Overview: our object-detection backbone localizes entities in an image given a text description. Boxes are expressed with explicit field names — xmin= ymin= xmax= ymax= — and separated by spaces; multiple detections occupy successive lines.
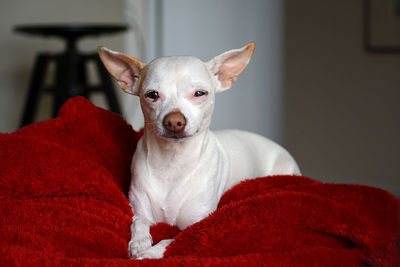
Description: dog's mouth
xmin=160 ymin=128 xmax=200 ymax=141
xmin=161 ymin=131 xmax=190 ymax=140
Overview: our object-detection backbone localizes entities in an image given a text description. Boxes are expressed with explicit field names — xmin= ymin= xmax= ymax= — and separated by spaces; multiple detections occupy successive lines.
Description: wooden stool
xmin=15 ymin=24 xmax=128 ymax=127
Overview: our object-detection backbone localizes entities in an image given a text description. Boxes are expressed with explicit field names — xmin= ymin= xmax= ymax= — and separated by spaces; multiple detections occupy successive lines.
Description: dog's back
xmin=213 ymin=129 xmax=300 ymax=192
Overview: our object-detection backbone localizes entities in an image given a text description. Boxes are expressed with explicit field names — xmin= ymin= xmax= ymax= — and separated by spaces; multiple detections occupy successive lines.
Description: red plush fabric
xmin=0 ymin=97 xmax=398 ymax=266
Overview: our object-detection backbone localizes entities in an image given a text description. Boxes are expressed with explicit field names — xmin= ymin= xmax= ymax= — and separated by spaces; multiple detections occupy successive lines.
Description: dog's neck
xmin=141 ymin=127 xmax=212 ymax=170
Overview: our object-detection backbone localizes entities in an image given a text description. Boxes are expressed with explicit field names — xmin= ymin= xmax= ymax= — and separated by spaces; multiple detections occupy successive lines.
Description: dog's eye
xmin=145 ymin=90 xmax=159 ymax=101
xmin=194 ymin=91 xmax=207 ymax=97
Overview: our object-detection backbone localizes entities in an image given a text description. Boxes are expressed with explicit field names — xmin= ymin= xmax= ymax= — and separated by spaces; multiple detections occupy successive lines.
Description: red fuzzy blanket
xmin=0 ymin=97 xmax=398 ymax=266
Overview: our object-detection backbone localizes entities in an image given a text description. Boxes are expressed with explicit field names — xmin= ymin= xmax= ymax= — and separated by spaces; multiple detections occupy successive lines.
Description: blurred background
xmin=0 ymin=0 xmax=399 ymax=196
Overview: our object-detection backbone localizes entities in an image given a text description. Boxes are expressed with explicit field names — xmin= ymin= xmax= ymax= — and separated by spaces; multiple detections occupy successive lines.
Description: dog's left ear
xmin=98 ymin=46 xmax=143 ymax=95
xmin=208 ymin=42 xmax=255 ymax=93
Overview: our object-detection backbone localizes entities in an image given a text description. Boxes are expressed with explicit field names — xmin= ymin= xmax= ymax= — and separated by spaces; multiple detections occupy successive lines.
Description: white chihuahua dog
xmin=98 ymin=42 xmax=300 ymax=259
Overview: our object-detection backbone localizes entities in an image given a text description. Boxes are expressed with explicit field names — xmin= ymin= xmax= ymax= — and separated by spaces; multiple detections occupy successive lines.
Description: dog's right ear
xmin=98 ymin=47 xmax=143 ymax=95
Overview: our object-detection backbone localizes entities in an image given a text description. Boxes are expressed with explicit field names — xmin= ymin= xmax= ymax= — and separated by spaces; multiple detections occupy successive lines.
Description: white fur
xmin=98 ymin=43 xmax=300 ymax=259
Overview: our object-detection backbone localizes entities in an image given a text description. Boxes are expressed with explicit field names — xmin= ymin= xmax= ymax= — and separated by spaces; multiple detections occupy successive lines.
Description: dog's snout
xmin=163 ymin=111 xmax=186 ymax=133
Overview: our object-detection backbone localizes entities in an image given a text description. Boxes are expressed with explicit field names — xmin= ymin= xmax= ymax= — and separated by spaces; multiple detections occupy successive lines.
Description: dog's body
xmin=98 ymin=43 xmax=300 ymax=259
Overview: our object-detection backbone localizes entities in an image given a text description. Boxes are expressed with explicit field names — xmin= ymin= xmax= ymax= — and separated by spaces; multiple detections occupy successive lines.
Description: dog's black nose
xmin=163 ymin=111 xmax=186 ymax=134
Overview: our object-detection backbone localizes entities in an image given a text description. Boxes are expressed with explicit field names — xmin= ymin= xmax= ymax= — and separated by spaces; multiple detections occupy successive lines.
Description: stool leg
xmin=95 ymin=57 xmax=122 ymax=115
xmin=53 ymin=53 xmax=88 ymax=117
xmin=53 ymin=54 xmax=68 ymax=117
xmin=20 ymin=54 xmax=49 ymax=127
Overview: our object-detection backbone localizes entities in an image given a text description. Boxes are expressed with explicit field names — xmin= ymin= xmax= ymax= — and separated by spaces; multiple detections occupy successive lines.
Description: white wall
xmin=1 ymin=0 xmax=285 ymax=142
xmin=284 ymin=0 xmax=400 ymax=196
xmin=0 ymin=0 xmax=126 ymax=132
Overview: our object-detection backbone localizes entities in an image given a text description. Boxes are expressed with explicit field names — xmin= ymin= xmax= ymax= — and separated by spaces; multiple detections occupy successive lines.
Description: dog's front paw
xmin=136 ymin=239 xmax=173 ymax=259
xmin=128 ymin=234 xmax=152 ymax=259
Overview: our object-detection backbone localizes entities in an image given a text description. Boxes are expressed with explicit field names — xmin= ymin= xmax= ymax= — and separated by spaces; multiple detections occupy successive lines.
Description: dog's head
xmin=98 ymin=42 xmax=255 ymax=140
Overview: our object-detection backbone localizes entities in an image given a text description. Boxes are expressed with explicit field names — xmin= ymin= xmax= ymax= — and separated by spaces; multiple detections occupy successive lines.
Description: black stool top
xmin=14 ymin=24 xmax=128 ymax=41
xmin=15 ymin=23 xmax=126 ymax=126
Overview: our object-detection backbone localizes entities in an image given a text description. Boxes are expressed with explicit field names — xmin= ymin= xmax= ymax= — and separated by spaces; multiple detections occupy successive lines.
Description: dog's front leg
xmin=128 ymin=216 xmax=152 ymax=259
xmin=136 ymin=239 xmax=173 ymax=259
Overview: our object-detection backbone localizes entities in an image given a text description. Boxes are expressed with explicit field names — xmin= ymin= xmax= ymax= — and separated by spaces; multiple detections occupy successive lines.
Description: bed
xmin=0 ymin=97 xmax=398 ymax=266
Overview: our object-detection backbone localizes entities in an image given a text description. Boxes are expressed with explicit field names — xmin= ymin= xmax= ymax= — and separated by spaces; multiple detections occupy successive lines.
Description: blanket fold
xmin=0 ymin=97 xmax=398 ymax=266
